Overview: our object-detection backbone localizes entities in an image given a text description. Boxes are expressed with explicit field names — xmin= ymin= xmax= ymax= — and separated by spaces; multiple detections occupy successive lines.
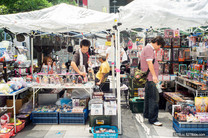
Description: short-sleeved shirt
xmin=121 ymin=48 xmax=128 ymax=62
xmin=140 ymin=44 xmax=159 ymax=81
xmin=96 ymin=61 xmax=110 ymax=81
xmin=72 ymin=49 xmax=88 ymax=71
xmin=106 ymin=47 xmax=116 ymax=62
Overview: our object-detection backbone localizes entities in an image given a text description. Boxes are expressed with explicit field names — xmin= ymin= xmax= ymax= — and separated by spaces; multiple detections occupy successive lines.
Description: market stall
xmin=0 ymin=3 xmax=121 ymax=137
xmin=117 ymin=0 xmax=208 ymax=135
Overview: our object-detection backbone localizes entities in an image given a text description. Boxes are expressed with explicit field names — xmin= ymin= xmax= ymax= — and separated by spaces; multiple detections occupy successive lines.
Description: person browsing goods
xmin=140 ymin=36 xmax=165 ymax=126
xmin=95 ymin=54 xmax=110 ymax=85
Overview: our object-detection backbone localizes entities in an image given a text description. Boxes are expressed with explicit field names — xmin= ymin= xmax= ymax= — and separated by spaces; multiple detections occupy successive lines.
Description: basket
xmin=7 ymin=120 xmax=25 ymax=133
xmin=91 ymin=125 xmax=118 ymax=138
xmin=0 ymin=126 xmax=15 ymax=138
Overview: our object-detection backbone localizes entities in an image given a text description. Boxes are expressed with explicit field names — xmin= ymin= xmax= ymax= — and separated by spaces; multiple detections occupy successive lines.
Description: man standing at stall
xmin=71 ymin=39 xmax=91 ymax=77
xmin=95 ymin=54 xmax=110 ymax=86
xmin=140 ymin=36 xmax=165 ymax=126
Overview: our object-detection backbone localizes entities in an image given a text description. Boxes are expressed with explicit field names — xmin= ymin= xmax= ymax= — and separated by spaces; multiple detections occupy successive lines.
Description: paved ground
xmin=14 ymin=107 xmax=141 ymax=138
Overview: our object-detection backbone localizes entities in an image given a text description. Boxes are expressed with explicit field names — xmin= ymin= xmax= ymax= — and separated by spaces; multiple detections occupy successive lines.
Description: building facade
xmin=87 ymin=0 xmax=133 ymax=13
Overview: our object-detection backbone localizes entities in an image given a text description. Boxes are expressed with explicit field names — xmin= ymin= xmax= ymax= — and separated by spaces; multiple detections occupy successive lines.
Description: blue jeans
xmin=143 ymin=81 xmax=159 ymax=124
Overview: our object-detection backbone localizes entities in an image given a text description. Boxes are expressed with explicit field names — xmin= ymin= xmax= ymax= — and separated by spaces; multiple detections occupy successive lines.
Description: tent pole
xmin=31 ymin=31 xmax=34 ymax=76
xmin=112 ymin=33 xmax=115 ymax=94
xmin=116 ymin=26 xmax=122 ymax=134
xmin=143 ymin=30 xmax=146 ymax=48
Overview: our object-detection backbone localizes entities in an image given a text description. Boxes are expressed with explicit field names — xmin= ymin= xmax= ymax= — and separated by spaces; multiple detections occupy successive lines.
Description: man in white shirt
xmin=106 ymin=46 xmax=116 ymax=66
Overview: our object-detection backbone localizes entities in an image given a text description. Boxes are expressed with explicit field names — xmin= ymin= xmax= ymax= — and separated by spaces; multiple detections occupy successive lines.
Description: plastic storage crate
xmin=59 ymin=109 xmax=88 ymax=124
xmin=89 ymin=115 xmax=112 ymax=127
xmin=0 ymin=126 xmax=15 ymax=138
xmin=173 ymin=118 xmax=208 ymax=128
xmin=173 ymin=118 xmax=208 ymax=136
xmin=129 ymin=99 xmax=144 ymax=113
xmin=91 ymin=125 xmax=118 ymax=138
xmin=7 ymin=120 xmax=25 ymax=133
xmin=31 ymin=112 xmax=58 ymax=124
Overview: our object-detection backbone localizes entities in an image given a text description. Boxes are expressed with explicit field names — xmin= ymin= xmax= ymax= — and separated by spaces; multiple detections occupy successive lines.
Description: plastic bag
xmin=1 ymin=113 xmax=11 ymax=125
xmin=0 ymin=84 xmax=13 ymax=94
xmin=19 ymin=80 xmax=27 ymax=87
xmin=56 ymin=98 xmax=72 ymax=107
xmin=71 ymin=89 xmax=90 ymax=99
xmin=7 ymin=81 xmax=19 ymax=90
xmin=3 ymin=51 xmax=13 ymax=61
xmin=19 ymin=97 xmax=33 ymax=114
xmin=16 ymin=53 xmax=27 ymax=62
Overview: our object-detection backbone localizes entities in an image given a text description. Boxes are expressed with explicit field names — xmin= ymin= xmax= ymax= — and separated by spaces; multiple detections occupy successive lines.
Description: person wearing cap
xmin=95 ymin=54 xmax=110 ymax=85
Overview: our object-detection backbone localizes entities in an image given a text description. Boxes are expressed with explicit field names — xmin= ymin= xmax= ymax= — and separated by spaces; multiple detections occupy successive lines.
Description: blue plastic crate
xmin=173 ymin=118 xmax=208 ymax=128
xmin=32 ymin=117 xmax=58 ymax=124
xmin=59 ymin=118 xmax=85 ymax=124
xmin=32 ymin=111 xmax=58 ymax=118
xmin=31 ymin=112 xmax=58 ymax=124
xmin=91 ymin=125 xmax=118 ymax=138
xmin=59 ymin=109 xmax=88 ymax=124
xmin=173 ymin=119 xmax=208 ymax=136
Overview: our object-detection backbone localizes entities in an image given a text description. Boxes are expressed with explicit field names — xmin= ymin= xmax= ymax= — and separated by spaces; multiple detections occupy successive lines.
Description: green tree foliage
xmin=0 ymin=0 xmax=52 ymax=14
xmin=0 ymin=5 xmax=9 ymax=15
xmin=0 ymin=0 xmax=77 ymax=15
xmin=48 ymin=0 xmax=77 ymax=5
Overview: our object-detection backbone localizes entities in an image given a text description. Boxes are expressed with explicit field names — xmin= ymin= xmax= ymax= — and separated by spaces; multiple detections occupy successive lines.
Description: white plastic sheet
xmin=118 ymin=0 xmax=208 ymax=30
xmin=0 ymin=3 xmax=117 ymax=33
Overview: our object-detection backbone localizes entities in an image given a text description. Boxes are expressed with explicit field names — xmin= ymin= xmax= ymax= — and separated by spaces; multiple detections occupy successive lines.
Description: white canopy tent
xmin=1 ymin=0 xmax=208 ymax=135
xmin=0 ymin=3 xmax=121 ymax=134
xmin=118 ymin=0 xmax=208 ymax=30
xmin=115 ymin=0 xmax=208 ymax=134
xmin=0 ymin=3 xmax=117 ymax=33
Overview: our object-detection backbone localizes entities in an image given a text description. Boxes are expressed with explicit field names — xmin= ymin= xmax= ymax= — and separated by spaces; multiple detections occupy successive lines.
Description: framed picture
xmin=195 ymin=97 xmax=208 ymax=112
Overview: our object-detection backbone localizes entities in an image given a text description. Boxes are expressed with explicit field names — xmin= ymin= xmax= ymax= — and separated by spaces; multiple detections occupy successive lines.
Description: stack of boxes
xmin=89 ymin=92 xmax=117 ymax=127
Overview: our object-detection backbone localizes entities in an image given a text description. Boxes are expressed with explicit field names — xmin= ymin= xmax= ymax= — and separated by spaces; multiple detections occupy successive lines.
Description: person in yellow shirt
xmin=95 ymin=55 xmax=110 ymax=85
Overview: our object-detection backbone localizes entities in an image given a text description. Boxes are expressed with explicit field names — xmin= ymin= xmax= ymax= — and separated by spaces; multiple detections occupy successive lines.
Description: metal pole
xmin=143 ymin=31 xmax=146 ymax=48
xmin=117 ymin=26 xmax=122 ymax=134
xmin=113 ymin=0 xmax=117 ymax=13
xmin=13 ymin=95 xmax=16 ymax=133
xmin=4 ymin=32 xmax=6 ymax=40
xmin=112 ymin=34 xmax=115 ymax=94
xmin=31 ymin=31 xmax=34 ymax=76
xmin=33 ymin=88 xmax=35 ymax=109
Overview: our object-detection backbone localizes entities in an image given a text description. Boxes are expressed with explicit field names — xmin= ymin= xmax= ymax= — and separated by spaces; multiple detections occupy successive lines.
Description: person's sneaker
xmin=153 ymin=121 xmax=163 ymax=126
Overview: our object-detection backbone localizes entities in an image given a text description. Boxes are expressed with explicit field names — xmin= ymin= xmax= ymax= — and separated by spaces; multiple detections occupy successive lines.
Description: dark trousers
xmin=95 ymin=77 xmax=100 ymax=84
xmin=143 ymin=81 xmax=159 ymax=124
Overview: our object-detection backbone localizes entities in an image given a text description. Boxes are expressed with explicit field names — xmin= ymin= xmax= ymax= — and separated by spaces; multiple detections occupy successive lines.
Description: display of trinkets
xmin=163 ymin=49 xmax=171 ymax=61
xmin=34 ymin=105 xmax=59 ymax=112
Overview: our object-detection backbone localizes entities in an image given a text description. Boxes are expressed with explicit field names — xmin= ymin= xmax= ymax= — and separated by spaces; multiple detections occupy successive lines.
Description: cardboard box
xmin=7 ymin=99 xmax=23 ymax=116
